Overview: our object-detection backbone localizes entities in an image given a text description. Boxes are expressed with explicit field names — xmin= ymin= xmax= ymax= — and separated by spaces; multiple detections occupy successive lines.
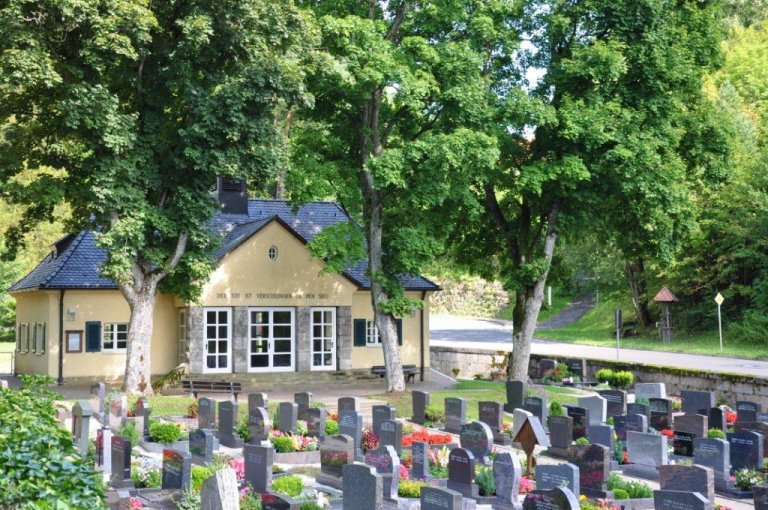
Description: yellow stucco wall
xmin=13 ymin=290 xmax=55 ymax=375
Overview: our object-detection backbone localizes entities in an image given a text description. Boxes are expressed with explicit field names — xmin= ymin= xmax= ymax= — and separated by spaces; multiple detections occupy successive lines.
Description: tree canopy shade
xmin=0 ymin=0 xmax=318 ymax=393
xmin=289 ymin=0 xmax=510 ymax=391
xmin=449 ymin=0 xmax=728 ymax=380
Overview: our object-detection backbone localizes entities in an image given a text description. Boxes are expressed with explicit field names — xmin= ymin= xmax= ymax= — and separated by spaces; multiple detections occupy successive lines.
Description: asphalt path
xmin=430 ymin=315 xmax=768 ymax=377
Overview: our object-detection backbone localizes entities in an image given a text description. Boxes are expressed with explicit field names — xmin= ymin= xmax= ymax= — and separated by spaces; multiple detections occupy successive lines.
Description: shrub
xmin=133 ymin=467 xmax=162 ymax=488
xmin=119 ymin=420 xmax=140 ymax=447
xmin=398 ymin=479 xmax=426 ymax=498
xmin=0 ymin=379 xmax=106 ymax=507
xmin=429 ymin=464 xmax=449 ymax=478
xmin=178 ymin=490 xmax=202 ymax=510
xmin=237 ymin=415 xmax=251 ymax=443
xmin=476 ymin=466 xmax=496 ymax=496
xmin=734 ymin=468 xmax=764 ymax=490
xmin=240 ymin=486 xmax=262 ymax=510
xmin=595 ymin=368 xmax=614 ymax=384
xmin=272 ymin=436 xmax=295 ymax=453
xmin=325 ymin=419 xmax=339 ymax=436
xmin=549 ymin=401 xmax=564 ymax=417
xmin=707 ymin=428 xmax=725 ymax=439
xmin=187 ymin=401 xmax=199 ymax=418
xmin=300 ymin=504 xmax=323 ymax=510
xmin=150 ymin=421 xmax=182 ymax=443
xmin=574 ymin=437 xmax=590 ymax=445
xmin=612 ymin=489 xmax=629 ymax=500
xmin=272 ymin=475 xmax=304 ymax=497
xmin=542 ymin=363 xmax=572 ymax=383
xmin=191 ymin=466 xmax=213 ymax=492
xmin=608 ymin=473 xmax=652 ymax=498
xmin=610 ymin=371 xmax=634 ymax=390
xmin=425 ymin=405 xmax=444 ymax=424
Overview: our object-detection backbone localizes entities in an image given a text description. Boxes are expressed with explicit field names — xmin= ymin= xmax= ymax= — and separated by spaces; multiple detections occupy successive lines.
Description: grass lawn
xmin=372 ymin=379 xmax=588 ymax=422
xmin=536 ymin=295 xmax=768 ymax=360
xmin=499 ymin=289 xmax=572 ymax=323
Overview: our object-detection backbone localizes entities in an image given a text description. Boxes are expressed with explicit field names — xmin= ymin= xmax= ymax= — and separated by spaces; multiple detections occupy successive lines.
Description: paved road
xmin=430 ymin=315 xmax=768 ymax=377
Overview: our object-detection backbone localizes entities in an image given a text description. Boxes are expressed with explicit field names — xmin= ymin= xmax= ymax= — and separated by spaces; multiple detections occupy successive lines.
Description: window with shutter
xmin=85 ymin=322 xmax=102 ymax=352
xmin=353 ymin=319 xmax=366 ymax=347
xmin=396 ymin=319 xmax=403 ymax=346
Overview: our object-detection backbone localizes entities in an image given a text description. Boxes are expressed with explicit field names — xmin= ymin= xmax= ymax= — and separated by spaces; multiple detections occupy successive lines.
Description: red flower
xmin=660 ymin=429 xmax=674 ymax=439
xmin=726 ymin=411 xmax=737 ymax=424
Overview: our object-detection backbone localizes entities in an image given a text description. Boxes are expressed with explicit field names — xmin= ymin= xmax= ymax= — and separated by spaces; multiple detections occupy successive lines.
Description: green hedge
xmin=0 ymin=376 xmax=106 ymax=508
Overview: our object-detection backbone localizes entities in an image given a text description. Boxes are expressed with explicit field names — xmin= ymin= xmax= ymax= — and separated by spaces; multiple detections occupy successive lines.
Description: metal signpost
xmin=715 ymin=292 xmax=725 ymax=352
xmin=615 ymin=308 xmax=622 ymax=360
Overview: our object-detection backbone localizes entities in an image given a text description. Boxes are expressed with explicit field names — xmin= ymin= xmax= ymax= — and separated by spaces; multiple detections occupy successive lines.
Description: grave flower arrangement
xmin=362 ymin=427 xmax=379 ymax=452
xmin=401 ymin=428 xmax=452 ymax=446
xmin=269 ymin=430 xmax=319 ymax=453
xmin=733 ymin=468 xmax=764 ymax=490
xmin=131 ymin=456 xmax=162 ymax=488
xmin=725 ymin=409 xmax=737 ymax=424
xmin=519 ymin=476 xmax=534 ymax=494
xmin=659 ymin=429 xmax=674 ymax=440
xmin=427 ymin=445 xmax=450 ymax=478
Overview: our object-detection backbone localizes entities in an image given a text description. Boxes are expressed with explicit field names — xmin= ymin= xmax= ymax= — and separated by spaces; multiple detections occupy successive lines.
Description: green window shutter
xmin=32 ymin=323 xmax=37 ymax=353
xmin=85 ymin=322 xmax=102 ymax=352
xmin=396 ymin=319 xmax=403 ymax=346
xmin=17 ymin=325 xmax=21 ymax=351
xmin=353 ymin=319 xmax=366 ymax=347
xmin=42 ymin=324 xmax=46 ymax=354
xmin=25 ymin=324 xmax=30 ymax=352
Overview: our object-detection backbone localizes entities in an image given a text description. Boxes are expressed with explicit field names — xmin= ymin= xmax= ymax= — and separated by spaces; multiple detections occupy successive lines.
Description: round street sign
xmin=715 ymin=293 xmax=725 ymax=306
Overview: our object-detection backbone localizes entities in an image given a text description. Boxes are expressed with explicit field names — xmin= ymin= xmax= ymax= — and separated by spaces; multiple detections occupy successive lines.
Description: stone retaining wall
xmin=431 ymin=345 xmax=768 ymax=407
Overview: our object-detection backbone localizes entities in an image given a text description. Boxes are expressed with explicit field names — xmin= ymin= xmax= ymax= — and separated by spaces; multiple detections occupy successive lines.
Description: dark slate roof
xmin=9 ymin=199 xmax=439 ymax=292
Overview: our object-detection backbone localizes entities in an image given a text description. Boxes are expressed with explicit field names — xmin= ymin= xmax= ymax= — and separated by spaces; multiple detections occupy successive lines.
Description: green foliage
xmin=612 ymin=489 xmax=629 ymax=500
xmin=596 ymin=369 xmax=614 ymax=384
xmin=132 ymin=467 xmax=162 ymax=489
xmin=398 ymin=479 xmax=427 ymax=498
xmin=299 ymin=503 xmax=323 ymax=510
xmin=429 ymin=464 xmax=449 ymax=479
xmin=608 ymin=473 xmax=653 ymax=499
xmin=271 ymin=475 xmax=304 ymax=497
xmin=272 ymin=436 xmax=295 ymax=453
xmin=734 ymin=468 xmax=764 ymax=490
xmin=707 ymin=428 xmax=726 ymax=440
xmin=178 ymin=490 xmax=202 ymax=510
xmin=237 ymin=415 xmax=252 ymax=443
xmin=595 ymin=369 xmax=633 ymax=389
xmin=425 ymin=406 xmax=445 ymax=425
xmin=0 ymin=381 xmax=106 ymax=507
xmin=549 ymin=401 xmax=565 ymax=417
xmin=191 ymin=466 xmax=213 ymax=493
xmin=241 ymin=487 xmax=262 ymax=510
xmin=296 ymin=420 xmax=308 ymax=436
xmin=476 ymin=466 xmax=496 ymax=497
xmin=118 ymin=421 xmax=139 ymax=448
xmin=149 ymin=421 xmax=182 ymax=443
xmin=325 ymin=419 xmax=339 ymax=436
xmin=574 ymin=437 xmax=590 ymax=446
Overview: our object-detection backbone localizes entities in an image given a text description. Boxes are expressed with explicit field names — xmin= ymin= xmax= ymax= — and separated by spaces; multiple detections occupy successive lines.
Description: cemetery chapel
xmin=9 ymin=178 xmax=437 ymax=383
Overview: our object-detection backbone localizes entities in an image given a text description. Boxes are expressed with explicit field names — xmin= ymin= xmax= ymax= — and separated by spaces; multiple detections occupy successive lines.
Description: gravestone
xmin=625 ymin=431 xmax=668 ymax=480
xmin=244 ymin=444 xmax=274 ymax=492
xmin=568 ymin=444 xmax=610 ymax=498
xmin=548 ymin=415 xmax=574 ymax=452
xmin=493 ymin=452 xmax=522 ymax=508
xmin=111 ymin=436 xmax=134 ymax=489
xmin=96 ymin=427 xmax=112 ymax=472
xmin=198 ymin=397 xmax=216 ymax=430
xmin=634 ymin=383 xmax=666 ymax=400
xmin=539 ymin=359 xmax=558 ymax=378
xmin=200 ymin=468 xmax=239 ymax=510
xmin=109 ymin=395 xmax=128 ymax=430
xmin=260 ymin=494 xmax=292 ymax=510
xmin=342 ymin=463 xmax=383 ymax=510
xmin=459 ymin=421 xmax=493 ymax=465
xmin=479 ymin=401 xmax=510 ymax=445
xmin=338 ymin=396 xmax=360 ymax=412
xmin=727 ymin=430 xmax=764 ymax=471
xmin=708 ymin=408 xmax=726 ymax=434
xmin=190 ymin=429 xmax=215 ymax=464
xmin=318 ymin=434 xmax=355 ymax=489
xmin=563 ymin=358 xmax=585 ymax=379
xmin=0 ymin=380 xmax=6 ymax=390
xmin=218 ymin=401 xmax=243 ymax=448
xmin=566 ymin=406 xmax=589 ymax=440
xmin=161 ymin=449 xmax=191 ymax=492
xmin=134 ymin=398 xmax=151 ymax=440
xmin=512 ymin=408 xmax=534 ymax=439
xmin=372 ymin=405 xmax=396 ymax=436
xmin=736 ymin=401 xmax=761 ymax=423
xmin=305 ymin=407 xmax=326 ymax=439
xmin=537 ymin=462 xmax=580 ymax=497
xmin=339 ymin=410 xmax=364 ymax=460
xmin=278 ymin=402 xmax=298 ymax=434
xmin=248 ymin=392 xmax=268 ymax=411
xmin=649 ymin=398 xmax=673 ymax=431
xmin=412 ymin=391 xmax=429 ymax=424
xmin=588 ymin=424 xmax=615 ymax=450
xmin=379 ymin=419 xmax=403 ymax=456
xmin=411 ymin=440 xmax=430 ymax=480
xmin=653 ymin=491 xmax=709 ymax=510
xmin=447 ymin=447 xmax=478 ymax=498
xmin=445 ymin=397 xmax=468 ymax=434
xmin=523 ymin=397 xmax=548 ymax=430
xmin=72 ymin=400 xmax=92 ymax=456
xmin=693 ymin=438 xmax=730 ymax=490
xmin=681 ymin=391 xmax=714 ymax=416
xmin=522 ymin=487 xmax=580 ymax=510
xmin=364 ymin=444 xmax=400 ymax=500
xmin=248 ymin=406 xmax=271 ymax=445
xmin=90 ymin=382 xmax=106 ymax=422
xmin=734 ymin=421 xmax=768 ymax=453
xmin=674 ymin=414 xmax=708 ymax=456
xmin=505 ymin=381 xmax=526 ymax=413
xmin=598 ymin=390 xmax=626 ymax=417
xmin=627 ymin=403 xmax=650 ymax=419
xmin=514 ymin=416 xmax=550 ymax=474
xmin=578 ymin=395 xmax=607 ymax=425
xmin=294 ymin=391 xmax=312 ymax=420
xmin=673 ymin=432 xmax=695 ymax=457
xmin=753 ymin=486 xmax=768 ymax=510
xmin=614 ymin=414 xmax=648 ymax=441
xmin=659 ymin=464 xmax=715 ymax=505
xmin=421 ymin=486 xmax=463 ymax=510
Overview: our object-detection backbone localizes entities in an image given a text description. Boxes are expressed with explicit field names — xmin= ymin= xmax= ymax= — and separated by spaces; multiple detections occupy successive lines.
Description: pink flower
xmin=129 ymin=498 xmax=143 ymax=510
xmin=519 ymin=476 xmax=534 ymax=494
xmin=399 ymin=464 xmax=410 ymax=480
xmin=230 ymin=459 xmax=245 ymax=481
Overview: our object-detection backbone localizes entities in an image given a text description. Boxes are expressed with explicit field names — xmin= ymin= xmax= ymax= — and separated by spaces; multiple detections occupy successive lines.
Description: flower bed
xmin=401 ymin=428 xmax=453 ymax=447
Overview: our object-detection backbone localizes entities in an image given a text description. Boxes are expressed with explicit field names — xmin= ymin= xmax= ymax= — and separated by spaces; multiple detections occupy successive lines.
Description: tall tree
xmin=290 ymin=1 xmax=507 ymax=391
xmin=0 ymin=0 xmax=317 ymax=393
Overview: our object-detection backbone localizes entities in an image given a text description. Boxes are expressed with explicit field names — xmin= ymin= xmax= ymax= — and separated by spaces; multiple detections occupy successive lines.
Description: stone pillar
xmin=296 ymin=307 xmax=311 ymax=372
xmin=337 ymin=306 xmax=352 ymax=370
xmin=233 ymin=307 xmax=249 ymax=373
xmin=188 ymin=307 xmax=205 ymax=375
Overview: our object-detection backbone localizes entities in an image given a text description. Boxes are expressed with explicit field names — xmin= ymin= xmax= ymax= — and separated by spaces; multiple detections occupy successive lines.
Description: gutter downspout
xmin=420 ymin=291 xmax=426 ymax=382
xmin=58 ymin=289 xmax=65 ymax=386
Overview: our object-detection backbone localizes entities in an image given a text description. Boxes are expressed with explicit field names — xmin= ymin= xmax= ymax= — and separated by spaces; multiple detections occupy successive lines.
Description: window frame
xmin=310 ymin=307 xmax=336 ymax=371
xmin=178 ymin=308 xmax=189 ymax=364
xmin=66 ymin=330 xmax=83 ymax=353
xmin=366 ymin=320 xmax=381 ymax=347
xmin=102 ymin=322 xmax=128 ymax=353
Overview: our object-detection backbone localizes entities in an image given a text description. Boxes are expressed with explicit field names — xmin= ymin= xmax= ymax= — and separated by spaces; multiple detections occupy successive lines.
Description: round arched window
xmin=268 ymin=245 xmax=278 ymax=261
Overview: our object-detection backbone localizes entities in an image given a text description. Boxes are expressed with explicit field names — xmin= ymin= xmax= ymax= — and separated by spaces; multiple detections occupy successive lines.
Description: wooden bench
xmin=182 ymin=380 xmax=242 ymax=402
xmin=371 ymin=364 xmax=418 ymax=383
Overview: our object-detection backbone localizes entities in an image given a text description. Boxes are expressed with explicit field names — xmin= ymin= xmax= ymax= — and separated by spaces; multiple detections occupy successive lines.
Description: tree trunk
xmin=122 ymin=287 xmax=157 ymax=395
xmin=274 ymin=110 xmax=293 ymax=199
xmin=507 ymin=206 xmax=559 ymax=381
xmin=625 ymin=257 xmax=653 ymax=330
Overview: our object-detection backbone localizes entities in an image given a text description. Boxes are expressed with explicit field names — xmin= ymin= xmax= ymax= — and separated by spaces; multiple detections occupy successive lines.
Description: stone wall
xmin=430 ymin=277 xmax=509 ymax=318
xmin=431 ymin=345 xmax=768 ymax=407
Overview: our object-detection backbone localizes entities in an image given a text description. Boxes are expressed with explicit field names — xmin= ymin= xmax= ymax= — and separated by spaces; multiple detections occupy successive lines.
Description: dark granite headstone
xmin=294 ymin=392 xmax=312 ymax=420
xmin=568 ymin=444 xmax=610 ymax=497
xmin=625 ymin=431 xmax=668 ymax=480
xmin=693 ymin=438 xmax=729 ymax=490
xmin=505 ymin=381 xmax=526 ymax=413
xmin=342 ymin=463 xmax=383 ymax=510
xmin=588 ymin=424 xmax=615 ymax=450
xmin=479 ymin=400 xmax=510 ymax=445
xmin=524 ymin=396 xmax=548 ymax=429
xmin=563 ymin=359 xmax=585 ymax=379
xmin=676 ymin=414 xmax=708 ymax=439
xmin=627 ymin=403 xmax=650 ymax=419
xmin=339 ymin=410 xmax=363 ymax=459
xmin=728 ymin=430 xmax=764 ymax=471
xmin=708 ymin=408 xmax=726 ymax=433
xmin=90 ymin=382 xmax=106 ymax=422
xmin=198 ymin=397 xmax=216 ymax=430
xmin=365 ymin=444 xmax=400 ymax=500
xmin=372 ymin=405 xmax=396 ymax=436
xmin=260 ymin=493 xmax=292 ymax=510
xmin=320 ymin=434 xmax=355 ymax=478
xmin=539 ymin=359 xmax=558 ymax=378
xmin=445 ymin=397 xmax=467 ymax=434
xmin=338 ymin=396 xmax=360 ymax=412
xmin=681 ymin=391 xmax=714 ymax=416
xmin=673 ymin=432 xmax=695 ymax=457
xmin=421 ymin=486 xmax=463 ymax=510
xmin=278 ymin=402 xmax=298 ymax=434
xmin=753 ymin=485 xmax=768 ymax=510
xmin=634 ymin=383 xmax=666 ymax=400
xmin=379 ymin=419 xmax=403 ymax=456
xmin=653 ymin=490 xmax=709 ymax=510
xmin=134 ymin=397 xmax=151 ymax=439
xmin=459 ymin=421 xmax=493 ymax=464
xmin=162 ymin=449 xmax=191 ymax=492
xmin=734 ymin=421 xmax=768 ymax=453
xmin=248 ymin=392 xmax=268 ymax=411
xmin=598 ymin=390 xmax=626 ymax=417
xmin=244 ymin=444 xmax=274 ymax=492
xmin=111 ymin=436 xmax=134 ymax=489
xmin=190 ymin=428 xmax=215 ymax=464
xmin=248 ymin=406 xmax=271 ymax=444
xmin=411 ymin=440 xmax=429 ymax=480
xmin=447 ymin=447 xmax=478 ymax=498
xmin=305 ymin=407 xmax=326 ymax=439
xmin=493 ymin=452 xmax=522 ymax=507
xmin=566 ymin=406 xmax=589 ymax=440
xmin=412 ymin=391 xmax=429 ymax=424
xmin=218 ymin=401 xmax=243 ymax=448
xmin=549 ymin=415 xmax=573 ymax=450
xmin=536 ymin=462 xmax=580 ymax=496
xmin=523 ymin=487 xmax=580 ymax=510
xmin=614 ymin=413 xmax=648 ymax=441
xmin=736 ymin=401 xmax=761 ymax=423
xmin=96 ymin=427 xmax=112 ymax=472
xmin=659 ymin=464 xmax=715 ymax=504
xmin=649 ymin=398 xmax=673 ymax=431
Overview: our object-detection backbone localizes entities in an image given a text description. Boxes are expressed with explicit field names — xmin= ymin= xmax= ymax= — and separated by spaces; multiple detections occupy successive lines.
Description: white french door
xmin=204 ymin=308 xmax=231 ymax=374
xmin=311 ymin=307 xmax=336 ymax=371
xmin=248 ymin=308 xmax=295 ymax=372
